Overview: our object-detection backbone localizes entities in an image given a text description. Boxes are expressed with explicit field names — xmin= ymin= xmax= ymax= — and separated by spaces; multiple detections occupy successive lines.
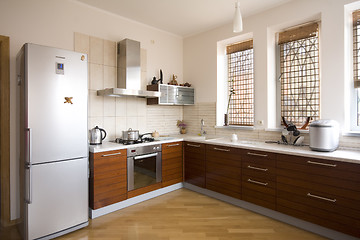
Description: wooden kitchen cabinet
xmin=184 ymin=141 xmax=206 ymax=188
xmin=162 ymin=141 xmax=183 ymax=187
xmin=205 ymin=144 xmax=243 ymax=199
xmin=277 ymin=154 xmax=360 ymax=238
xmin=242 ymin=150 xmax=276 ymax=210
xmin=89 ymin=149 xmax=127 ymax=210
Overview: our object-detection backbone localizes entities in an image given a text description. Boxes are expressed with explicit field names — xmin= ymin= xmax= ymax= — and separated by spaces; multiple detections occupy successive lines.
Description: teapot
xmin=89 ymin=126 xmax=107 ymax=145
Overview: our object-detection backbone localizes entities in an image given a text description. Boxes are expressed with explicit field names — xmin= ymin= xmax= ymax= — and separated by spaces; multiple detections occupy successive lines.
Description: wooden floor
xmin=57 ymin=188 xmax=326 ymax=240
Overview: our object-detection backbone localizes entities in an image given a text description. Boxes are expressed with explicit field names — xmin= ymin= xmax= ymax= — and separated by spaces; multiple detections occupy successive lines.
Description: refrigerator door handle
xmin=26 ymin=128 xmax=32 ymax=164
xmin=25 ymin=163 xmax=32 ymax=204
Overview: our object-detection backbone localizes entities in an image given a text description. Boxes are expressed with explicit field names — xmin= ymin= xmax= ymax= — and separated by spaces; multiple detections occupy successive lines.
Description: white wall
xmin=0 ymin=0 xmax=183 ymax=220
xmin=184 ymin=0 xmax=357 ymax=130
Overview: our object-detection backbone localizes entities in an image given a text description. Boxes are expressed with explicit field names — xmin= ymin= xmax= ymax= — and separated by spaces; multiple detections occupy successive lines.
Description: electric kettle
xmin=89 ymin=126 xmax=107 ymax=145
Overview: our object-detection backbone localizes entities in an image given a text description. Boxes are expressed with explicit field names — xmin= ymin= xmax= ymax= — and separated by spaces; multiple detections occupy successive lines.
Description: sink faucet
xmin=200 ymin=119 xmax=206 ymax=136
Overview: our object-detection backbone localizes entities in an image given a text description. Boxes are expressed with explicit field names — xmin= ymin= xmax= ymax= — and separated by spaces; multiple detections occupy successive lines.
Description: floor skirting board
xmin=89 ymin=183 xmax=183 ymax=219
xmin=183 ymin=183 xmax=359 ymax=240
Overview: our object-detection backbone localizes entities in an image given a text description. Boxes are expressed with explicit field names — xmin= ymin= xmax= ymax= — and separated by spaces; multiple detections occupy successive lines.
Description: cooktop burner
xmin=113 ymin=137 xmax=155 ymax=145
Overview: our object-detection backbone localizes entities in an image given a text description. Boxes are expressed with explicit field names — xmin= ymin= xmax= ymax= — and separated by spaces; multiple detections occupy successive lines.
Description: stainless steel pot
xmin=309 ymin=119 xmax=339 ymax=152
xmin=122 ymin=128 xmax=139 ymax=141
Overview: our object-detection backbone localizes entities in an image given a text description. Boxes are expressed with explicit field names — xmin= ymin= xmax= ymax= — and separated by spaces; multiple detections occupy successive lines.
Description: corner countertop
xmin=89 ymin=134 xmax=360 ymax=164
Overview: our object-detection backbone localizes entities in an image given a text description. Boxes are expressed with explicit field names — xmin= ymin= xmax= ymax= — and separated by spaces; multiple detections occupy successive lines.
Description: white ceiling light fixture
xmin=233 ymin=1 xmax=243 ymax=33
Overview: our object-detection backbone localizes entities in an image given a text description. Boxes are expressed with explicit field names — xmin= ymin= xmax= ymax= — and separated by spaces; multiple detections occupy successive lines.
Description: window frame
xmin=351 ymin=10 xmax=360 ymax=131
xmin=277 ymin=22 xmax=320 ymax=129
xmin=226 ymin=39 xmax=255 ymax=127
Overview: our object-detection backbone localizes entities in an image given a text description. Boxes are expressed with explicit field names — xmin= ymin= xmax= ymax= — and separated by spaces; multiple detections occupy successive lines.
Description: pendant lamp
xmin=233 ymin=1 xmax=243 ymax=33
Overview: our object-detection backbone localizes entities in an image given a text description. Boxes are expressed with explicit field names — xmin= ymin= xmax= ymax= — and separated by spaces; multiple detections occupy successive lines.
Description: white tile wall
xmin=75 ymin=33 xmax=184 ymax=141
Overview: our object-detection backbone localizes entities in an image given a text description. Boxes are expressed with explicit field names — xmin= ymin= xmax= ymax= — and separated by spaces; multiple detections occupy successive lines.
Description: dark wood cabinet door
xmin=205 ymin=144 xmax=243 ymax=199
xmin=89 ymin=149 xmax=127 ymax=210
xmin=277 ymin=153 xmax=360 ymax=238
xmin=184 ymin=142 xmax=206 ymax=188
xmin=162 ymin=141 xmax=183 ymax=187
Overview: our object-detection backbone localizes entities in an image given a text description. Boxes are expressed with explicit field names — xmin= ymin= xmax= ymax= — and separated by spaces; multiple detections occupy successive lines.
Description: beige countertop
xmin=89 ymin=134 xmax=360 ymax=164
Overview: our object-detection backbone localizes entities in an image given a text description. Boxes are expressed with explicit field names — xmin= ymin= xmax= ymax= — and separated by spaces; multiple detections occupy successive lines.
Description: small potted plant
xmin=177 ymin=120 xmax=187 ymax=134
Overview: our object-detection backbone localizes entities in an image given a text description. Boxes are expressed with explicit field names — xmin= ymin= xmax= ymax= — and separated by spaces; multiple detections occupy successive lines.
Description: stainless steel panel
xmin=127 ymin=157 xmax=134 ymax=191
xmin=26 ymin=158 xmax=88 ymax=240
xmin=25 ymin=44 xmax=88 ymax=164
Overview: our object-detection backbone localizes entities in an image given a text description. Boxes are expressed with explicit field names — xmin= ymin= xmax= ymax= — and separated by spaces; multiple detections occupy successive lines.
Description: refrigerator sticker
xmin=56 ymin=63 xmax=64 ymax=75
xmin=64 ymin=97 xmax=73 ymax=104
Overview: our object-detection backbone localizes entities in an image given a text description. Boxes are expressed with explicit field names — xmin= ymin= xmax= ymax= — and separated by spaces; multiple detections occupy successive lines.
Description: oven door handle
xmin=133 ymin=152 xmax=158 ymax=160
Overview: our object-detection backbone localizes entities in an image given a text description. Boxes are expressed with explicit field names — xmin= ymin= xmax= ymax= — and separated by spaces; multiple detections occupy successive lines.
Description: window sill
xmin=342 ymin=131 xmax=360 ymax=137
xmin=215 ymin=125 xmax=255 ymax=130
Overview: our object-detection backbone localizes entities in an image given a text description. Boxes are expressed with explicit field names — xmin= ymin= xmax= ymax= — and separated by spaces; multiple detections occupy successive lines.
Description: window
xmin=278 ymin=22 xmax=320 ymax=129
xmin=226 ymin=39 xmax=254 ymax=126
xmin=353 ymin=10 xmax=360 ymax=127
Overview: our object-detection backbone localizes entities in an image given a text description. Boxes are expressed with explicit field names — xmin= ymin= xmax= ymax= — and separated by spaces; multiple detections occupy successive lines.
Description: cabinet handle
xmin=247 ymin=152 xmax=268 ymax=157
xmin=187 ymin=144 xmax=201 ymax=148
xmin=247 ymin=178 xmax=268 ymax=186
xmin=307 ymin=193 xmax=337 ymax=203
xmin=247 ymin=165 xmax=268 ymax=172
xmin=307 ymin=161 xmax=337 ymax=168
xmin=167 ymin=143 xmax=180 ymax=147
xmin=213 ymin=147 xmax=230 ymax=152
xmin=101 ymin=152 xmax=122 ymax=157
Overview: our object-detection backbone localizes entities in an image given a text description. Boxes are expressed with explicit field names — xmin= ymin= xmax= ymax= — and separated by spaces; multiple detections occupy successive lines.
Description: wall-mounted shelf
xmin=146 ymin=84 xmax=194 ymax=105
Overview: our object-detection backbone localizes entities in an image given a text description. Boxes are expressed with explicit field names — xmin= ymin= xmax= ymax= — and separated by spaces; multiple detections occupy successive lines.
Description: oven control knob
xmin=157 ymin=146 xmax=160 ymax=150
xmin=153 ymin=147 xmax=156 ymax=150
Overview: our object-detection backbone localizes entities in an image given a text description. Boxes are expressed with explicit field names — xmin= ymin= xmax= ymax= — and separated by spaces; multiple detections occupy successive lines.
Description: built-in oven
xmin=127 ymin=144 xmax=162 ymax=191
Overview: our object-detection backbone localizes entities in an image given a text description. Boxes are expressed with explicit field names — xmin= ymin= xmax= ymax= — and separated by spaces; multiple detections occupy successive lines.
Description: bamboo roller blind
xmin=227 ymin=39 xmax=254 ymax=126
xmin=278 ymin=22 xmax=320 ymax=128
xmin=278 ymin=22 xmax=318 ymax=45
xmin=353 ymin=10 xmax=360 ymax=88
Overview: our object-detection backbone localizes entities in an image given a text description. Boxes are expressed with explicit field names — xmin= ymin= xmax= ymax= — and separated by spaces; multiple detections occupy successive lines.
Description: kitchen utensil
xmin=281 ymin=134 xmax=288 ymax=144
xmin=122 ymin=128 xmax=139 ymax=141
xmin=90 ymin=126 xmax=107 ymax=145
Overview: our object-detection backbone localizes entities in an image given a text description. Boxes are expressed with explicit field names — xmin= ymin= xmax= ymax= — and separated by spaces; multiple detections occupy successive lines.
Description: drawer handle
xmin=101 ymin=152 xmax=122 ymax=157
xmin=167 ymin=143 xmax=180 ymax=147
xmin=307 ymin=161 xmax=337 ymax=168
xmin=213 ymin=147 xmax=230 ymax=152
xmin=187 ymin=144 xmax=201 ymax=148
xmin=247 ymin=178 xmax=268 ymax=186
xmin=307 ymin=193 xmax=337 ymax=203
xmin=247 ymin=152 xmax=268 ymax=157
xmin=247 ymin=165 xmax=268 ymax=172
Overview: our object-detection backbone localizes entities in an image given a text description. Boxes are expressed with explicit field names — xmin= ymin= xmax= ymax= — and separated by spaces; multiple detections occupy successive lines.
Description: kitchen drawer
xmin=242 ymin=174 xmax=276 ymax=196
xmin=243 ymin=149 xmax=276 ymax=167
xmin=242 ymin=188 xmax=276 ymax=210
xmin=277 ymin=175 xmax=360 ymax=204
xmin=242 ymin=162 xmax=276 ymax=181
xmin=277 ymin=182 xmax=360 ymax=219
xmin=277 ymin=154 xmax=360 ymax=182
xmin=277 ymin=198 xmax=360 ymax=238
xmin=162 ymin=141 xmax=183 ymax=154
xmin=206 ymin=178 xmax=241 ymax=199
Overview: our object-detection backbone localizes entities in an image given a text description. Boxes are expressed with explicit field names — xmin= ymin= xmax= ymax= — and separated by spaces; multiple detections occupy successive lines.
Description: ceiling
xmin=76 ymin=0 xmax=293 ymax=37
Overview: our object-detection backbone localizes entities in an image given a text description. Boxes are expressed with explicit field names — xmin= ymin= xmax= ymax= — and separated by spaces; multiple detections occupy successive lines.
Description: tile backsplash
xmin=75 ymin=33 xmax=183 ymax=140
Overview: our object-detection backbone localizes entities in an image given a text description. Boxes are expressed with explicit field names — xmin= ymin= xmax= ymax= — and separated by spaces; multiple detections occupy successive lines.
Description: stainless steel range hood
xmin=97 ymin=39 xmax=160 ymax=98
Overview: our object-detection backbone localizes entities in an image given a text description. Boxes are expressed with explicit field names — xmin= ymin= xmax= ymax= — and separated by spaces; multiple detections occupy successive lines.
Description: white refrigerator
xmin=17 ymin=43 xmax=89 ymax=240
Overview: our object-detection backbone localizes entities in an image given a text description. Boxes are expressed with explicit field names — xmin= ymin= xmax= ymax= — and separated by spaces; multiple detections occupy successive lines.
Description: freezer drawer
xmin=26 ymin=158 xmax=88 ymax=240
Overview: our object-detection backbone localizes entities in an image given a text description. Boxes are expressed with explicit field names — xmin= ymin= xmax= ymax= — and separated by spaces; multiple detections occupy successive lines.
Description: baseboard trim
xmin=183 ymin=183 xmax=358 ymax=240
xmin=89 ymin=183 xmax=183 ymax=219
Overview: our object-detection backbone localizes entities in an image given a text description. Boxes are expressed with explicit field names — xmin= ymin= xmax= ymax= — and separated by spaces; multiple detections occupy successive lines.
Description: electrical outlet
xmin=257 ymin=120 xmax=264 ymax=125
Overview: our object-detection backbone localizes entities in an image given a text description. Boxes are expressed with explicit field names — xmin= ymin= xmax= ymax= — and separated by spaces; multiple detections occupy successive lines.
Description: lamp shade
xmin=233 ymin=1 xmax=243 ymax=33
